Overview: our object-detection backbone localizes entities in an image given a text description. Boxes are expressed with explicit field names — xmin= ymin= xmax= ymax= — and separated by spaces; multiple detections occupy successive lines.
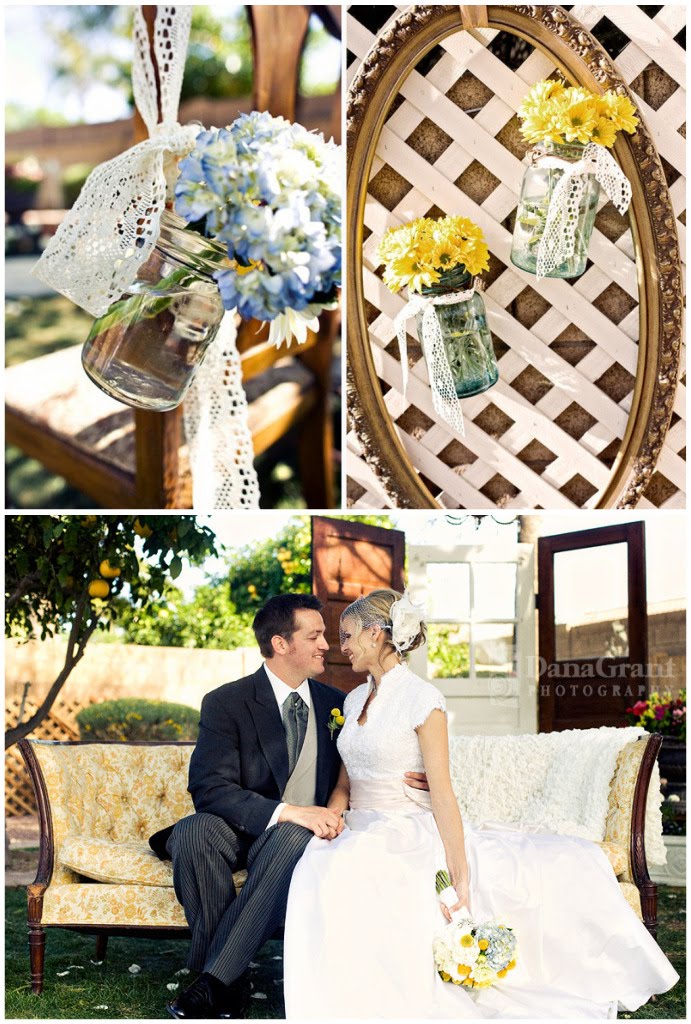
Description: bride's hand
xmin=441 ymin=884 xmax=471 ymax=922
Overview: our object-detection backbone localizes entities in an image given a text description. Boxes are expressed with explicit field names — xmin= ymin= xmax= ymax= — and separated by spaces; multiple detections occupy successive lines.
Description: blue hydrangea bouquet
xmin=433 ymin=870 xmax=517 ymax=989
xmin=175 ymin=110 xmax=342 ymax=346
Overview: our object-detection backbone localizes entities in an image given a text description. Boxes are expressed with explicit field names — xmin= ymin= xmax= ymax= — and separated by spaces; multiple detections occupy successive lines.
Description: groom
xmin=149 ymin=593 xmax=345 ymax=1018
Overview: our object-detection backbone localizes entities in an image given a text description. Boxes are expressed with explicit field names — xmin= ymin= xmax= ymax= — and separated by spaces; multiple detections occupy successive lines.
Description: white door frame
xmin=407 ymin=543 xmax=537 ymax=735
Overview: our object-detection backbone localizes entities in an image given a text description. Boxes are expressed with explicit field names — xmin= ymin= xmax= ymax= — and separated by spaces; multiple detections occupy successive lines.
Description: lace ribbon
xmin=31 ymin=6 xmax=261 ymax=509
xmin=32 ymin=6 xmax=198 ymax=317
xmin=535 ymin=142 xmax=632 ymax=280
xmin=394 ymin=287 xmax=475 ymax=437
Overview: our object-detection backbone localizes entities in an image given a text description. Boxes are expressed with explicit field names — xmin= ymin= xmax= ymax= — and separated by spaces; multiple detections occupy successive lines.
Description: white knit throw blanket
xmin=449 ymin=726 xmax=666 ymax=866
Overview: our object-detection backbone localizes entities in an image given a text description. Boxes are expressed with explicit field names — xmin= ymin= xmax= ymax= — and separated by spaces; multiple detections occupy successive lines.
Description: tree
xmin=116 ymin=514 xmax=395 ymax=650
xmin=5 ymin=515 xmax=217 ymax=748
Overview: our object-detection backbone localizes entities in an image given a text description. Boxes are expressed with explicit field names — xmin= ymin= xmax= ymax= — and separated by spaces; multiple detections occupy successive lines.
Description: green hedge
xmin=77 ymin=698 xmax=199 ymax=741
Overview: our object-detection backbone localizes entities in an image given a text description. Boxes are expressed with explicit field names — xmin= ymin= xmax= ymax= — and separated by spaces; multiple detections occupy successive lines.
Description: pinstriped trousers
xmin=167 ymin=812 xmax=313 ymax=985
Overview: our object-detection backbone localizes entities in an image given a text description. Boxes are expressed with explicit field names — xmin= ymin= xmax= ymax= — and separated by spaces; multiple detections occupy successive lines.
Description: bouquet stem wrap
xmin=535 ymin=141 xmax=632 ymax=279
xmin=394 ymin=287 xmax=475 ymax=437
xmin=32 ymin=5 xmax=260 ymax=509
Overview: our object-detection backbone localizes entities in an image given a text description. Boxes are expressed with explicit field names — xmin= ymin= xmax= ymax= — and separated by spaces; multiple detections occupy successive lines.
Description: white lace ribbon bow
xmin=535 ymin=141 xmax=632 ymax=280
xmin=32 ymin=6 xmax=199 ymax=317
xmin=394 ymin=287 xmax=475 ymax=437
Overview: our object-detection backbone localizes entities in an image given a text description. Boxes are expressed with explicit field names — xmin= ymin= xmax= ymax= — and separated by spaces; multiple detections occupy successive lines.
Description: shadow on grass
xmin=5 ymin=885 xmax=685 ymax=1020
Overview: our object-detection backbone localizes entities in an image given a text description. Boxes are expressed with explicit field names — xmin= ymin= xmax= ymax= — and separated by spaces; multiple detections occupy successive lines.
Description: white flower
xmin=268 ymin=306 xmax=321 ymax=348
xmin=93 ymin=1006 xmax=109 ymax=1010
xmin=251 ymin=992 xmax=268 ymax=1000
xmin=390 ymin=590 xmax=426 ymax=653
xmin=668 ymin=794 xmax=680 ymax=803
xmin=166 ymin=983 xmax=179 ymax=991
xmin=128 ymin=964 xmax=141 ymax=974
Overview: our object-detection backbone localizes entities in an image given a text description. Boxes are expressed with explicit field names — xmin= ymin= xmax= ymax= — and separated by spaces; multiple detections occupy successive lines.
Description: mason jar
xmin=416 ymin=266 xmax=498 ymax=399
xmin=82 ymin=210 xmax=228 ymax=411
xmin=510 ymin=140 xmax=600 ymax=279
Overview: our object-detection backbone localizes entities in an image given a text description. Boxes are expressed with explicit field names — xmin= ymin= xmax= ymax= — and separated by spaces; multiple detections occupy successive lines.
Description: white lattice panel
xmin=346 ymin=5 xmax=686 ymax=511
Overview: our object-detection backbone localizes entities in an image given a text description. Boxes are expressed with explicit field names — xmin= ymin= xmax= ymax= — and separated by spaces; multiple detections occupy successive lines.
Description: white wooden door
xmin=408 ymin=543 xmax=536 ymax=736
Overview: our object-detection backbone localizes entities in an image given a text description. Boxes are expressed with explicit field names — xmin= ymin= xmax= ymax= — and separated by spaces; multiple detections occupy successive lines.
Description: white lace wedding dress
xmin=283 ymin=664 xmax=678 ymax=1019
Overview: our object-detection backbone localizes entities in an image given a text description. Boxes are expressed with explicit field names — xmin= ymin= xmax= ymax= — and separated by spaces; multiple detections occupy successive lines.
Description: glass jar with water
xmin=81 ymin=211 xmax=228 ymax=411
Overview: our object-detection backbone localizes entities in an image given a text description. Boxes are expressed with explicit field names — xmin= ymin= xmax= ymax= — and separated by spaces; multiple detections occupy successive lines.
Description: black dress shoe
xmin=167 ymin=973 xmax=244 ymax=1019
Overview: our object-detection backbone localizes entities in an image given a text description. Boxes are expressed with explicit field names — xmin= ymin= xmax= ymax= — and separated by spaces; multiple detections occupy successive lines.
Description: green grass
xmin=5 ymin=885 xmax=685 ymax=1019
xmin=5 ymin=294 xmax=341 ymax=510
xmin=5 ymin=887 xmax=284 ymax=1019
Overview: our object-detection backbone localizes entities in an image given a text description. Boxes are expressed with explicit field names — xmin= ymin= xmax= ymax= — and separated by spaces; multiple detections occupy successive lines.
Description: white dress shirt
xmin=263 ymin=662 xmax=312 ymax=829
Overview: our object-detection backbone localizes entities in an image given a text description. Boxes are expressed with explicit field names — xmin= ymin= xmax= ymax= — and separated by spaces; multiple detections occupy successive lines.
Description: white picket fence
xmin=346 ymin=5 xmax=686 ymax=511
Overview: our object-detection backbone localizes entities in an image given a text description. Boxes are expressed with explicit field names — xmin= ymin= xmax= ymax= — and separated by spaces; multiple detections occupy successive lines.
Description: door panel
xmin=311 ymin=517 xmax=405 ymax=693
xmin=537 ymin=522 xmax=647 ymax=732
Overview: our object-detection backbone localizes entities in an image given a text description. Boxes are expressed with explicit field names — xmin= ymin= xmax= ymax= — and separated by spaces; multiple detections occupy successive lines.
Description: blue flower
xmin=175 ymin=111 xmax=341 ymax=321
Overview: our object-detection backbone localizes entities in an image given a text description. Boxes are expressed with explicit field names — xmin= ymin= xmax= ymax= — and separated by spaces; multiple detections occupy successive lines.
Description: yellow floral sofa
xmin=18 ymin=733 xmax=662 ymax=994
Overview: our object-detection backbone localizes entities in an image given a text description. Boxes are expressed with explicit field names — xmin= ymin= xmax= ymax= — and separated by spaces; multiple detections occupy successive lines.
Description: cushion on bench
xmin=59 ymin=837 xmax=174 ymax=886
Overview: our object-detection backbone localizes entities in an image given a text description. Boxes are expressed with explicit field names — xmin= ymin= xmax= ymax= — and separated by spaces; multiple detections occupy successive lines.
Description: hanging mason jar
xmin=510 ymin=140 xmax=600 ymax=279
xmin=416 ymin=266 xmax=498 ymax=398
xmin=81 ymin=211 xmax=228 ymax=411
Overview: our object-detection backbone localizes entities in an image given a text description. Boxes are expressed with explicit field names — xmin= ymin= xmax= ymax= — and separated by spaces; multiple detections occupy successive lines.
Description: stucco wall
xmin=5 ymin=638 xmax=260 ymax=710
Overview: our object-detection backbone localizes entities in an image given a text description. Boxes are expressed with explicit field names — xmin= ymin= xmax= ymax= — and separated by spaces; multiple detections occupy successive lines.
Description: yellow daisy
xmin=590 ymin=116 xmax=617 ymax=148
xmin=553 ymin=96 xmax=599 ymax=144
xmin=597 ymin=91 xmax=639 ymax=134
xmin=518 ymin=77 xmax=565 ymax=118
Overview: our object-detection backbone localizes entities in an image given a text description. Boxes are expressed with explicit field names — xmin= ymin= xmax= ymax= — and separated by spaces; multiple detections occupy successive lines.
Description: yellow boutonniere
xmin=328 ymin=707 xmax=345 ymax=740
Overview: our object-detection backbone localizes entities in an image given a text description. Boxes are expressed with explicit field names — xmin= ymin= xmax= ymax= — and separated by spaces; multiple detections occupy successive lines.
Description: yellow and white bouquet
xmin=378 ymin=215 xmax=490 ymax=294
xmin=433 ymin=870 xmax=517 ymax=990
xmin=518 ymin=78 xmax=639 ymax=148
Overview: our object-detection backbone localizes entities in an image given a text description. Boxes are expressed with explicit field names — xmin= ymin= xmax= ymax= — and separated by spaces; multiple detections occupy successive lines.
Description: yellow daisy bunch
xmin=378 ymin=215 xmax=489 ymax=293
xmin=518 ymin=79 xmax=639 ymax=148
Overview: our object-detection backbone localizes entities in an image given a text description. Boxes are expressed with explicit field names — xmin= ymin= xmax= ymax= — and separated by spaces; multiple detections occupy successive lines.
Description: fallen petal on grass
xmin=93 ymin=1006 xmax=109 ymax=1011
xmin=67 ymin=965 xmax=85 ymax=970
xmin=251 ymin=993 xmax=267 ymax=1000
xmin=128 ymin=964 xmax=141 ymax=974
xmin=90 ymin=960 xmax=104 ymax=966
xmin=56 ymin=971 xmax=70 ymax=977
xmin=167 ymin=983 xmax=179 ymax=992
xmin=174 ymin=968 xmax=190 ymax=976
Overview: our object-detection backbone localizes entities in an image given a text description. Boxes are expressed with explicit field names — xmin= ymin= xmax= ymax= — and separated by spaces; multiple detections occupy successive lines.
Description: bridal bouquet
xmin=175 ymin=111 xmax=342 ymax=347
xmin=433 ymin=870 xmax=517 ymax=989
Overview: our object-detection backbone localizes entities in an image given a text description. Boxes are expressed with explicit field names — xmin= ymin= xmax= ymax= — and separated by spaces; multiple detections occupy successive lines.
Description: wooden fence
xmin=346 ymin=4 xmax=686 ymax=510
xmin=5 ymin=696 xmax=95 ymax=817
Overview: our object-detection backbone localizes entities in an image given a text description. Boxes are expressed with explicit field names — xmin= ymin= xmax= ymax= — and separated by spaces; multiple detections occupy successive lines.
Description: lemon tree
xmin=5 ymin=515 xmax=216 ymax=749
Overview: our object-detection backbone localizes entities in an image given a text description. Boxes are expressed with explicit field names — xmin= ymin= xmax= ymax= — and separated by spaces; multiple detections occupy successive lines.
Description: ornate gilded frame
xmin=347 ymin=5 xmax=683 ymax=508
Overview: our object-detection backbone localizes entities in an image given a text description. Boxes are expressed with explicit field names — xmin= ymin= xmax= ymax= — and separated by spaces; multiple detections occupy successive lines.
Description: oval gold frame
xmin=347 ymin=5 xmax=683 ymax=509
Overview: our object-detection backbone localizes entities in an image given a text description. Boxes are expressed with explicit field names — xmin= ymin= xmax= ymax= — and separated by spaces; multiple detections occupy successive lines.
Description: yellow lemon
xmin=99 ymin=559 xmax=121 ymax=579
xmin=478 ymin=939 xmax=489 ymax=950
xmin=439 ymin=972 xmax=451 ymax=983
xmin=133 ymin=518 xmax=152 ymax=538
xmin=507 ymin=960 xmax=517 ymax=971
xmin=457 ymin=965 xmax=471 ymax=976
xmin=497 ymin=969 xmax=508 ymax=978
xmin=330 ymin=708 xmax=341 ymax=717
xmin=88 ymin=579 xmax=110 ymax=599
xmin=336 ymin=715 xmax=345 ymax=726
xmin=460 ymin=934 xmax=474 ymax=948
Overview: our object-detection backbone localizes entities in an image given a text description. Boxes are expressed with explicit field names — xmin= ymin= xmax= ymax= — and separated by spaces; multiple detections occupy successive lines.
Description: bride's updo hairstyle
xmin=341 ymin=588 xmax=427 ymax=659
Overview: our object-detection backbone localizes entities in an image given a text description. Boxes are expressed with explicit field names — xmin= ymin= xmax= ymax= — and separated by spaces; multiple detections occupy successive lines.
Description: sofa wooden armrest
xmin=18 ymin=739 xmax=230 ymax=994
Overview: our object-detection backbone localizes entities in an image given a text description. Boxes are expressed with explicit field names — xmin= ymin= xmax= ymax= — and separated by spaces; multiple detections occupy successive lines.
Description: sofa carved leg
xmin=95 ymin=934 xmax=108 ymax=961
xmin=640 ymin=881 xmax=658 ymax=938
xmin=29 ymin=926 xmax=46 ymax=994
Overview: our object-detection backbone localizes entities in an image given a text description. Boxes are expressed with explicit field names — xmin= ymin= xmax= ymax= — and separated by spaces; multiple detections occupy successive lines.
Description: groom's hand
xmin=404 ymin=771 xmax=430 ymax=791
xmin=279 ymin=804 xmax=344 ymax=839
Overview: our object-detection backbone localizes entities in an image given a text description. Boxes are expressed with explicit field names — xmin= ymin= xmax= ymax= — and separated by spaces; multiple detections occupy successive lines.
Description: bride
xmin=283 ymin=589 xmax=678 ymax=1019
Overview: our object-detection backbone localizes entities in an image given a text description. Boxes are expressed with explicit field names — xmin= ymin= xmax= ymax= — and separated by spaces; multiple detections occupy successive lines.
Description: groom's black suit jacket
xmin=149 ymin=666 xmax=344 ymax=860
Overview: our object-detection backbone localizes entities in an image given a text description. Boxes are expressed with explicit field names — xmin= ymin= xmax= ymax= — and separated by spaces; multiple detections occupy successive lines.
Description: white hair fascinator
xmin=389 ymin=590 xmax=426 ymax=654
